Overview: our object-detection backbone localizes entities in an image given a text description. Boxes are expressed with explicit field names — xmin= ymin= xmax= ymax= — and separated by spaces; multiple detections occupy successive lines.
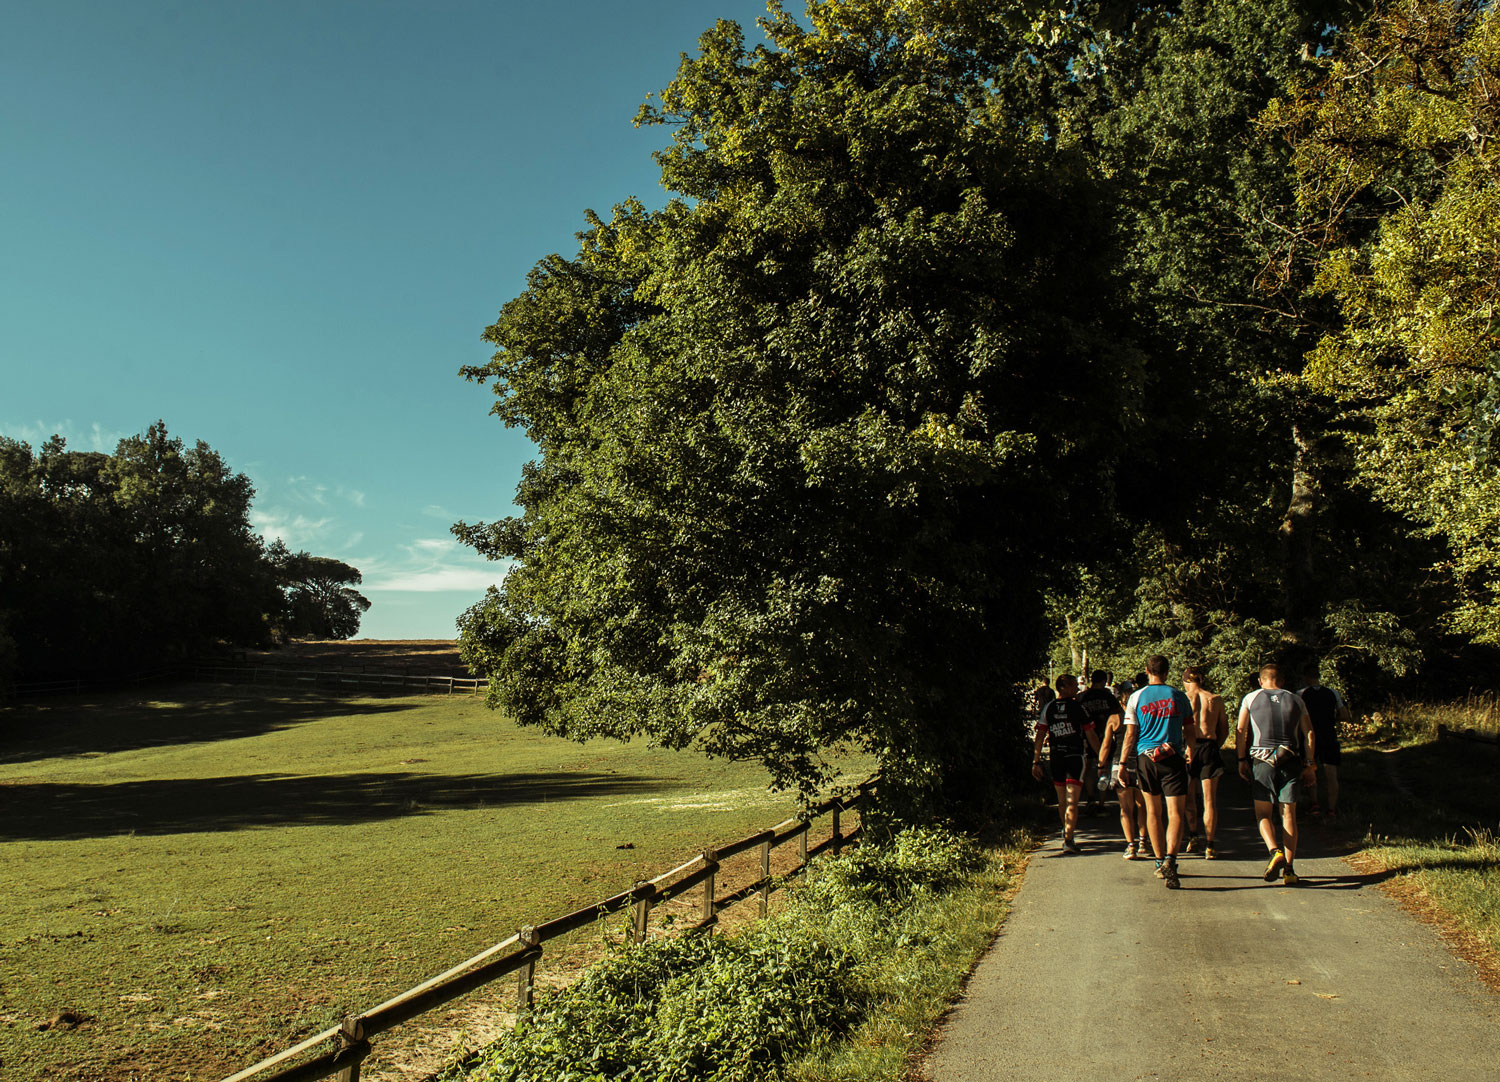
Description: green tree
xmin=458 ymin=1 xmax=1138 ymax=813
xmin=1270 ymin=0 xmax=1500 ymax=643
xmin=267 ymin=541 xmax=372 ymax=640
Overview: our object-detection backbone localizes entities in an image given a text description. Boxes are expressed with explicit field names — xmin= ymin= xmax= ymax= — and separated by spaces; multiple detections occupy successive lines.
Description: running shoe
xmin=1154 ymin=860 xmax=1166 ymax=879
xmin=1063 ymin=835 xmax=1080 ymax=854
xmin=1185 ymin=834 xmax=1202 ymax=853
xmin=1282 ymin=866 xmax=1301 ymax=885
xmin=1163 ymin=861 xmax=1181 ymax=889
xmin=1123 ymin=841 xmax=1139 ymax=860
xmin=1204 ymin=843 xmax=1218 ymax=860
xmin=1263 ymin=849 xmax=1286 ymax=882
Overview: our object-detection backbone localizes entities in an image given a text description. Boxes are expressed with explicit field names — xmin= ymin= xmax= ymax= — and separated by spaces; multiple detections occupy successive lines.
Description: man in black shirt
xmin=1032 ymin=673 xmax=1104 ymax=852
xmin=1299 ymin=663 xmax=1351 ymax=822
xmin=1077 ymin=670 xmax=1124 ymax=817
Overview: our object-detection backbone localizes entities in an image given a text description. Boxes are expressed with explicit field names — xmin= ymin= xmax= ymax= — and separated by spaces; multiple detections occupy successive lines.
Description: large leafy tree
xmin=1270 ymin=0 xmax=1500 ymax=643
xmin=457 ymin=1 xmax=1138 ymax=812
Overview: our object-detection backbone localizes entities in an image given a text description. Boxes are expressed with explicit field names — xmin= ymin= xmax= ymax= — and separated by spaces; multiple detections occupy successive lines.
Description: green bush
xmin=460 ymin=827 xmax=982 ymax=1082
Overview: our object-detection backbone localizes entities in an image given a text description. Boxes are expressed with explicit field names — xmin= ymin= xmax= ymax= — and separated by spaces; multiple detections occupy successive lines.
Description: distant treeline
xmin=0 ymin=422 xmax=369 ymax=686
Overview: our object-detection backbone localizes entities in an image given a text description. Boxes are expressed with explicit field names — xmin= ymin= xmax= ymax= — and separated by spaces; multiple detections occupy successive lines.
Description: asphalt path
xmin=927 ymin=773 xmax=1500 ymax=1081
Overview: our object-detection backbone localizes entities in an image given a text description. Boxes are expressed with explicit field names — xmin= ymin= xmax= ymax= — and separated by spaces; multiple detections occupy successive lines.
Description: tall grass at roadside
xmin=453 ymin=827 xmax=1032 ymax=1082
xmin=1358 ymin=691 xmax=1499 ymax=744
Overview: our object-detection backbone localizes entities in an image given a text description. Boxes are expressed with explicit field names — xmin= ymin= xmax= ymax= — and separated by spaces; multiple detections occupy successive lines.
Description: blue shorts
xmin=1251 ymin=759 xmax=1303 ymax=804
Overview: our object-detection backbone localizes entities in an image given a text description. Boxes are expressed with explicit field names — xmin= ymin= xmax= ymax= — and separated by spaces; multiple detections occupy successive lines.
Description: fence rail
xmin=191 ymin=664 xmax=489 ymax=695
xmin=221 ymin=780 xmax=874 ymax=1082
xmin=7 ymin=665 xmax=488 ymax=699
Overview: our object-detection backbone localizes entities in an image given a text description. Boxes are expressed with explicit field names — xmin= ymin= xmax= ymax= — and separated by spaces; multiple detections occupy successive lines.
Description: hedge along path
xmin=221 ymin=782 xmax=873 ymax=1082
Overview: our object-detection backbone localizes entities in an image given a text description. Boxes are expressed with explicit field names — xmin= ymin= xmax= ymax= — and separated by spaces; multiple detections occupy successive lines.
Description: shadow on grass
xmin=0 ymin=687 xmax=421 ymax=765
xmin=1338 ymin=741 xmax=1500 ymax=846
xmin=0 ymin=769 xmax=660 ymax=841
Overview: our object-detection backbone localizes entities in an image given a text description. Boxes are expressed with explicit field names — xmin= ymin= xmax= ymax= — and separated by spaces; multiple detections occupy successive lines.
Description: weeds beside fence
xmin=220 ymin=781 xmax=873 ymax=1082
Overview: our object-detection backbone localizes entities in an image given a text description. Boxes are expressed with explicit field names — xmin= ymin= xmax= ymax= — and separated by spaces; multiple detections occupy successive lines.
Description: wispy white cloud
xmin=251 ymin=510 xmax=335 ymax=549
xmin=0 ymin=419 xmax=130 ymax=452
xmin=361 ymin=536 xmax=509 ymax=593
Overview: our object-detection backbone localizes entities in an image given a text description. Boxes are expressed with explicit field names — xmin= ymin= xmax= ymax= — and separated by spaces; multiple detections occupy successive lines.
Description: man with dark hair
xmin=1299 ymin=663 xmax=1350 ymax=823
xmin=1077 ymin=670 xmax=1122 ymax=816
xmin=1090 ymin=672 xmax=1143 ymax=860
xmin=1182 ymin=666 xmax=1229 ymax=858
xmin=1237 ymin=662 xmax=1316 ymax=884
xmin=1120 ymin=655 xmax=1196 ymax=889
xmin=1031 ymin=673 xmax=1103 ymax=853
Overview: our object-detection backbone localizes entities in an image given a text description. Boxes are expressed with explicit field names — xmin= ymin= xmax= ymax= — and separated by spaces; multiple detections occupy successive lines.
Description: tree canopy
xmin=458 ymin=0 xmax=1498 ymax=813
xmin=0 ymin=422 xmax=369 ymax=689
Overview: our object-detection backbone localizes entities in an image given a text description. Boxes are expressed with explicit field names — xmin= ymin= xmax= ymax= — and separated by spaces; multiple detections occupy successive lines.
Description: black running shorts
xmin=1312 ymin=726 xmax=1342 ymax=767
xmin=1049 ymin=752 xmax=1086 ymax=787
xmin=1189 ymin=742 xmax=1226 ymax=781
xmin=1136 ymin=749 xmax=1189 ymax=797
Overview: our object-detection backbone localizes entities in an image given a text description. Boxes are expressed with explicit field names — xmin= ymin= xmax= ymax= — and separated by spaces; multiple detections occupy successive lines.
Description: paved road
xmin=928 ymin=779 xmax=1500 ymax=1081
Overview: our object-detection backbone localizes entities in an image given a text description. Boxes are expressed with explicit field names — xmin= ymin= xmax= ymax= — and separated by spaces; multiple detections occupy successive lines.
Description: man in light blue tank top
xmin=1236 ymin=662 xmax=1316 ymax=884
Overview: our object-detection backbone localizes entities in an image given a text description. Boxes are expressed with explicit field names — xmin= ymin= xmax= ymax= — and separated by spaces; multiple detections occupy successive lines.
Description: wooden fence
xmin=220 ymin=781 xmax=873 ymax=1082
xmin=190 ymin=664 xmax=489 ymax=695
xmin=7 ymin=665 xmax=488 ymax=699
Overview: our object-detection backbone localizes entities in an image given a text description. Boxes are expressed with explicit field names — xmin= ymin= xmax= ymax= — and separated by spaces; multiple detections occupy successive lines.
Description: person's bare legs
xmin=1142 ymin=792 xmax=1166 ymax=859
xmin=1062 ymin=782 xmax=1082 ymax=838
xmin=1053 ymin=783 xmax=1068 ymax=833
xmin=1323 ymin=764 xmax=1340 ymax=816
xmin=1254 ymin=799 xmax=1280 ymax=852
xmin=1118 ymin=785 xmax=1139 ymax=848
xmin=1280 ymin=801 xmax=1299 ymax=865
xmin=1200 ymin=776 xmax=1220 ymax=844
xmin=1164 ymin=793 xmax=1187 ymax=856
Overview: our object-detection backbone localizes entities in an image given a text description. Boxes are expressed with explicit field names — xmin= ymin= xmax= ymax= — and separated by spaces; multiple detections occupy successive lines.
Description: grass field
xmin=1335 ymin=696 xmax=1500 ymax=971
xmin=0 ymin=679 xmax=847 ymax=1082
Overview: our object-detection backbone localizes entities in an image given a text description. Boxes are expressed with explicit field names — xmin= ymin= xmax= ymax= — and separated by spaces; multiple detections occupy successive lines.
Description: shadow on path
xmin=0 ymin=770 xmax=658 ymax=841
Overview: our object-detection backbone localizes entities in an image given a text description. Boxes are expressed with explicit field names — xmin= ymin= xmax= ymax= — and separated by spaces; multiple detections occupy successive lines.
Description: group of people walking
xmin=1030 ymin=655 xmax=1350 ymax=889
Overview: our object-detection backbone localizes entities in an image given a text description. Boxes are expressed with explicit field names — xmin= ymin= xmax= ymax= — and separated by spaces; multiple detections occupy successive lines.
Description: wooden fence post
xmin=633 ymin=881 xmax=651 ymax=943
xmin=758 ymin=836 xmax=772 ymax=916
xmin=700 ymin=850 xmax=718 ymax=927
xmin=334 ymin=1017 xmax=365 ymax=1082
xmin=516 ymin=926 xmax=540 ymax=1015
xmin=799 ymin=822 xmax=808 ymax=865
xmin=831 ymin=806 xmax=842 ymax=855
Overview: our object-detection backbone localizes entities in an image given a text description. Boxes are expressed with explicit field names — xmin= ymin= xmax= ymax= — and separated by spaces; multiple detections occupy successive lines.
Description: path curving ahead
xmin=926 ymin=775 xmax=1500 ymax=1082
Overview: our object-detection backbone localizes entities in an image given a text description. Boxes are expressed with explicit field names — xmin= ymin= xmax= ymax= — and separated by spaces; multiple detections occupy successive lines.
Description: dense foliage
xmin=460 ymin=828 xmax=983 ymax=1082
xmin=0 ymin=422 xmax=369 ymax=686
xmin=460 ymin=0 xmax=1498 ymax=811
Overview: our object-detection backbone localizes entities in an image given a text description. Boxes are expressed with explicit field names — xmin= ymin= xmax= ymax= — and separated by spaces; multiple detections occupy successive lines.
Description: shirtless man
xmin=1182 ymin=666 xmax=1228 ymax=858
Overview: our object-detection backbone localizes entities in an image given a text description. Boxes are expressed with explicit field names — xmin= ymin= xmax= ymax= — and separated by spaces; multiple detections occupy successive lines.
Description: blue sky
xmin=2 ymin=0 xmax=775 ymax=639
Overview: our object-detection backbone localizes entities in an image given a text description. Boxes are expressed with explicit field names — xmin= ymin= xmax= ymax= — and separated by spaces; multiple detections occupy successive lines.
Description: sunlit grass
xmin=0 ymin=684 xmax=844 ymax=1082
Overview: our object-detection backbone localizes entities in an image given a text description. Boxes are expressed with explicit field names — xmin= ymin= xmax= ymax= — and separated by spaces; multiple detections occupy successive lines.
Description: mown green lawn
xmin=0 ymin=684 xmax=828 ymax=1082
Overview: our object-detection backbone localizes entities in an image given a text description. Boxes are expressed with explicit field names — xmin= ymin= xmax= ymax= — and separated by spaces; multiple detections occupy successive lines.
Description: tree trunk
xmin=1279 ymin=422 xmax=1321 ymax=666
